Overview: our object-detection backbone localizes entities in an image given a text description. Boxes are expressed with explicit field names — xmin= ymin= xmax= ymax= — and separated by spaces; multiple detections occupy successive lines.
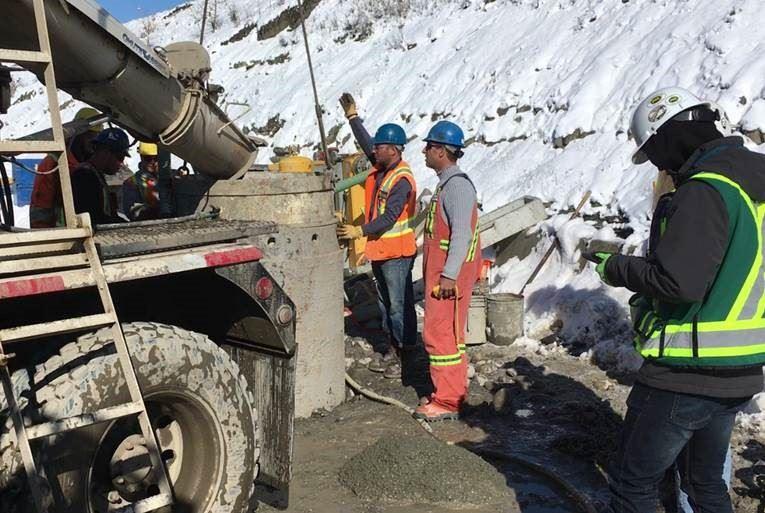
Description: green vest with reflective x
xmin=636 ymin=172 xmax=765 ymax=367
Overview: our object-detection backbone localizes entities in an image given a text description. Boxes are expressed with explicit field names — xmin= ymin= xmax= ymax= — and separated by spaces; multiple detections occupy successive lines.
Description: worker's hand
xmin=433 ymin=277 xmax=457 ymax=299
xmin=334 ymin=211 xmax=344 ymax=224
xmin=339 ymin=93 xmax=358 ymax=120
xmin=582 ymin=251 xmax=614 ymax=285
xmin=129 ymin=203 xmax=149 ymax=221
xmin=336 ymin=224 xmax=363 ymax=240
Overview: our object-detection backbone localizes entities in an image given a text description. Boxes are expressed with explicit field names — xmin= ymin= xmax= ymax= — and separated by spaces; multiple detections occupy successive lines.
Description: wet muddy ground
xmin=257 ymin=339 xmax=764 ymax=512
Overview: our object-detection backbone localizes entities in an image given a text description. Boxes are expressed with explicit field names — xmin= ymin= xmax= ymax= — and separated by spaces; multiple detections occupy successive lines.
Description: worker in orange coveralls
xmin=415 ymin=120 xmax=482 ymax=422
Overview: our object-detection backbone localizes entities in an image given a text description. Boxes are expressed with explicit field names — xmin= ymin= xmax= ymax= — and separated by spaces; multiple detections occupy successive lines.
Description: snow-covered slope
xmin=5 ymin=0 xmax=765 ymax=227
xmin=3 ymin=0 xmax=765 ymax=399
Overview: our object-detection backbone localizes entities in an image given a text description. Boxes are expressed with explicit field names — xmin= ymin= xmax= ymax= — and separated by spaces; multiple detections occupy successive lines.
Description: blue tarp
xmin=11 ymin=159 xmax=40 ymax=207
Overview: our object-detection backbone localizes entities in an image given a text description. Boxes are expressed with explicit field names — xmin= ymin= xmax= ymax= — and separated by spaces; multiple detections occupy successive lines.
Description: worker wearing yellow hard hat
xmin=138 ymin=142 xmax=158 ymax=157
xmin=73 ymin=106 xmax=105 ymax=133
xmin=30 ymin=106 xmax=104 ymax=227
xmin=121 ymin=141 xmax=160 ymax=221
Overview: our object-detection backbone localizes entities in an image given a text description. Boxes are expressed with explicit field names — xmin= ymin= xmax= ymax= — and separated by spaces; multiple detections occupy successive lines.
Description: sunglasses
xmin=425 ymin=143 xmax=443 ymax=151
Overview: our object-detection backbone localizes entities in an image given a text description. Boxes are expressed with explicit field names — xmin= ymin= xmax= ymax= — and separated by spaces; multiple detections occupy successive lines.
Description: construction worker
xmin=121 ymin=142 xmax=160 ymax=221
xmin=590 ymin=87 xmax=765 ymax=513
xmin=71 ymin=127 xmax=130 ymax=225
xmin=415 ymin=120 xmax=481 ymax=422
xmin=337 ymin=93 xmax=418 ymax=380
xmin=29 ymin=107 xmax=103 ymax=228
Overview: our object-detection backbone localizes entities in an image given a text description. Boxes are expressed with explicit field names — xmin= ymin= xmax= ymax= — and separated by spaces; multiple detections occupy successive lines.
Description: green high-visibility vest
xmin=636 ymin=172 xmax=765 ymax=367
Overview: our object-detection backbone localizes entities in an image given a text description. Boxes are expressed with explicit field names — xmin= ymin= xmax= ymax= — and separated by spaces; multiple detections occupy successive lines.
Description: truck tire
xmin=0 ymin=322 xmax=259 ymax=513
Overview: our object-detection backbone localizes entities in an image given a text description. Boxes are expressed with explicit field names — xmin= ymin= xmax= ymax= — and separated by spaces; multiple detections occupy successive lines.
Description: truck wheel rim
xmin=87 ymin=390 xmax=225 ymax=513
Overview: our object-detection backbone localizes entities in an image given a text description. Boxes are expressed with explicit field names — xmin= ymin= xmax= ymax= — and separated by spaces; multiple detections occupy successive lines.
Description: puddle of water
xmin=495 ymin=460 xmax=576 ymax=513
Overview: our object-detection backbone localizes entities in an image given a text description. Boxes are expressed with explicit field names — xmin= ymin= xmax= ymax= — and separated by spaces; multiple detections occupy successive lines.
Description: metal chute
xmin=1 ymin=0 xmax=257 ymax=179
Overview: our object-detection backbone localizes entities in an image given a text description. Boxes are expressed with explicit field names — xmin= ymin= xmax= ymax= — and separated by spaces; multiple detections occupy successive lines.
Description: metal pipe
xmin=296 ymin=0 xmax=332 ymax=171
xmin=199 ymin=0 xmax=210 ymax=45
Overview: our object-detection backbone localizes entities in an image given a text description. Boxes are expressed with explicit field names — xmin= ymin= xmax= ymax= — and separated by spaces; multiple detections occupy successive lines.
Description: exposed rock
xmin=552 ymin=128 xmax=595 ymax=149
xmin=492 ymin=387 xmax=516 ymax=414
xmin=257 ymin=0 xmax=322 ymax=41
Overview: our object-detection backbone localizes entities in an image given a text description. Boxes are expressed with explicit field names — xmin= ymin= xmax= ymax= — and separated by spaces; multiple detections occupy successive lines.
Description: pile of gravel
xmin=339 ymin=435 xmax=513 ymax=506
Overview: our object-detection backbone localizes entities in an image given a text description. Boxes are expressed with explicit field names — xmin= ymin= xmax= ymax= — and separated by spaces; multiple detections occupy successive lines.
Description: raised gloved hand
xmin=582 ymin=251 xmax=614 ymax=284
xmin=336 ymin=224 xmax=363 ymax=240
xmin=339 ymin=93 xmax=358 ymax=120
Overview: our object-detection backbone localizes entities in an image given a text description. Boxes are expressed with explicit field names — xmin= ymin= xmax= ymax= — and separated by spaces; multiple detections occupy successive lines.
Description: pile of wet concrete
xmin=339 ymin=434 xmax=516 ymax=506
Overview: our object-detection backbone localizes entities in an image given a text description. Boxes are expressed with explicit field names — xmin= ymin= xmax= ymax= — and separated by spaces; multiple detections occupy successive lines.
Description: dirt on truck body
xmin=0 ymin=216 xmax=298 ymax=512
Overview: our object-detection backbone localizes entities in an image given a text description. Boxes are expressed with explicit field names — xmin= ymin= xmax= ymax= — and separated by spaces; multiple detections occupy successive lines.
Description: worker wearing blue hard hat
xmin=371 ymin=123 xmax=407 ymax=146
xmin=337 ymin=93 xmax=425 ymax=397
xmin=416 ymin=119 xmax=482 ymax=422
xmin=423 ymin=120 xmax=465 ymax=156
xmin=71 ymin=127 xmax=130 ymax=224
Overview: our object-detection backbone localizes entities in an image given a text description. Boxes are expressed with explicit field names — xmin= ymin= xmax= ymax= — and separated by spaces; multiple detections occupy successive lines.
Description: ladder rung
xmin=114 ymin=493 xmax=174 ymax=513
xmin=0 ymin=252 xmax=88 ymax=275
xmin=0 ymin=49 xmax=51 ymax=64
xmin=0 ymin=241 xmax=77 ymax=259
xmin=26 ymin=402 xmax=144 ymax=440
xmin=0 ymin=314 xmax=114 ymax=344
xmin=0 ymin=140 xmax=65 ymax=154
xmin=0 ymin=228 xmax=90 ymax=247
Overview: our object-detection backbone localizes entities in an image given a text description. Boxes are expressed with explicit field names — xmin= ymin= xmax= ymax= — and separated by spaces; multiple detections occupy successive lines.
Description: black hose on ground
xmin=344 ymin=373 xmax=598 ymax=513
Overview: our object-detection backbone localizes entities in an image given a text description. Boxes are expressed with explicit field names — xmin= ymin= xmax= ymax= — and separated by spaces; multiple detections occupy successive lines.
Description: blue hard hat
xmin=372 ymin=123 xmax=407 ymax=146
xmin=93 ymin=127 xmax=130 ymax=157
xmin=423 ymin=120 xmax=465 ymax=148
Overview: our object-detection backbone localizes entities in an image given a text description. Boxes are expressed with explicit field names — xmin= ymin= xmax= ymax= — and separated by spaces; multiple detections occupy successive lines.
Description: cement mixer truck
xmin=0 ymin=1 xmax=345 ymax=512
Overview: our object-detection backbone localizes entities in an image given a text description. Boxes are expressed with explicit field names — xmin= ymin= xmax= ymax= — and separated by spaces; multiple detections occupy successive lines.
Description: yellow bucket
xmin=277 ymin=155 xmax=313 ymax=173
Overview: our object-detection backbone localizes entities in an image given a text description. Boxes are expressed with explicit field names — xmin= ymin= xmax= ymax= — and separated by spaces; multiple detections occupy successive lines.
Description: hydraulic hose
xmin=344 ymin=373 xmax=598 ymax=513
xmin=334 ymin=170 xmax=370 ymax=193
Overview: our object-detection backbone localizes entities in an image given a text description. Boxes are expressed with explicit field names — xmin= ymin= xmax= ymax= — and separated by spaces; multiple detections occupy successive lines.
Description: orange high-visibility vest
xmin=363 ymin=160 xmax=417 ymax=261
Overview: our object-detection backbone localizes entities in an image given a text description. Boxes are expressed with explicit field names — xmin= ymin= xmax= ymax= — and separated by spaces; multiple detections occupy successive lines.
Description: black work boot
xmin=383 ymin=353 xmax=402 ymax=379
xmin=368 ymin=350 xmax=396 ymax=373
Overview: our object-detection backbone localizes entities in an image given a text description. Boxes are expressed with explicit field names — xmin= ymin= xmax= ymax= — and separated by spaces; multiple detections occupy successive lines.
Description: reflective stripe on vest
xmin=427 ymin=185 xmax=480 ymax=262
xmin=377 ymin=167 xmax=412 ymax=214
xmin=363 ymin=162 xmax=417 ymax=260
xmin=379 ymin=218 xmax=414 ymax=239
xmin=375 ymin=167 xmax=415 ymax=239
xmin=637 ymin=172 xmax=765 ymax=366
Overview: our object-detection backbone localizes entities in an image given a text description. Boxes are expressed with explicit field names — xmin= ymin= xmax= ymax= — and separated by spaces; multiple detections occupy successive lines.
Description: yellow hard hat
xmin=138 ymin=142 xmax=158 ymax=157
xmin=74 ymin=107 xmax=103 ymax=133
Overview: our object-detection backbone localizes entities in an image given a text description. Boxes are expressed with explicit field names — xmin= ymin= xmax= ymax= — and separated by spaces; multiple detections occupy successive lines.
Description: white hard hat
xmin=630 ymin=86 xmax=730 ymax=165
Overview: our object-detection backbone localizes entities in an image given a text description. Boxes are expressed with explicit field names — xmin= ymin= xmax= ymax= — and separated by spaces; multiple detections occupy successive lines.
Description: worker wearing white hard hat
xmin=590 ymin=86 xmax=764 ymax=513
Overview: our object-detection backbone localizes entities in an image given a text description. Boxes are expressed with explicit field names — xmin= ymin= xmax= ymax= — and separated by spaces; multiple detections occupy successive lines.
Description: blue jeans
xmin=605 ymin=382 xmax=747 ymax=513
xmin=371 ymin=257 xmax=417 ymax=350
xmin=677 ymin=446 xmax=732 ymax=512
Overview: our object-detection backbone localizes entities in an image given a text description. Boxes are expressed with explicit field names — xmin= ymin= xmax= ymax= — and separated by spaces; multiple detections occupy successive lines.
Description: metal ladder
xmin=0 ymin=1 xmax=173 ymax=511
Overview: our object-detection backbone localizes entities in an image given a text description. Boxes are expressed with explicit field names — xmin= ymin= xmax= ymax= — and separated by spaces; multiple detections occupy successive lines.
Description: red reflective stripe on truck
xmin=0 ymin=276 xmax=66 ymax=299
xmin=204 ymin=246 xmax=263 ymax=267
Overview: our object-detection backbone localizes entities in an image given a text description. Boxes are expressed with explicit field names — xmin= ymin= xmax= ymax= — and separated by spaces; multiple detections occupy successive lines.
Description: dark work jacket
xmin=71 ymin=162 xmax=124 ymax=225
xmin=606 ymin=137 xmax=764 ymax=398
